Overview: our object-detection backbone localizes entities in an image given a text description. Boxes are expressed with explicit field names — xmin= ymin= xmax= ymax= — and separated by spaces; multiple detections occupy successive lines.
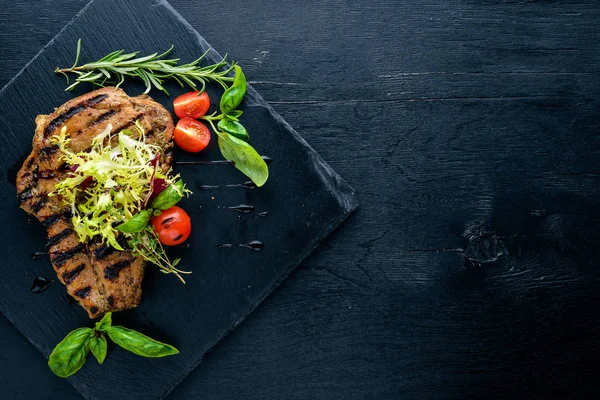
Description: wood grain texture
xmin=1 ymin=0 xmax=600 ymax=399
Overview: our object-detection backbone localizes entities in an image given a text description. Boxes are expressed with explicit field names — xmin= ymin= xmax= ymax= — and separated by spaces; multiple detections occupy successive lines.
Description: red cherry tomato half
xmin=173 ymin=91 xmax=210 ymax=119
xmin=151 ymin=206 xmax=191 ymax=246
xmin=174 ymin=118 xmax=211 ymax=153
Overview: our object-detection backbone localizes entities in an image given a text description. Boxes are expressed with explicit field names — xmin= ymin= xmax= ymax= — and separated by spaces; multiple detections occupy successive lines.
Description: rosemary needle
xmin=55 ymin=39 xmax=235 ymax=95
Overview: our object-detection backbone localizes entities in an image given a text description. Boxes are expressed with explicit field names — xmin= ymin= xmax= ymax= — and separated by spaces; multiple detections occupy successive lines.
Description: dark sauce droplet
xmin=217 ymin=243 xmax=233 ymax=248
xmin=199 ymin=185 xmax=219 ymax=190
xmin=228 ymin=204 xmax=255 ymax=214
xmin=242 ymin=181 xmax=257 ymax=190
xmin=239 ymin=240 xmax=264 ymax=251
xmin=31 ymin=251 xmax=49 ymax=260
xmin=31 ymin=277 xmax=53 ymax=293
xmin=175 ymin=243 xmax=190 ymax=248
xmin=257 ymin=212 xmax=268 ymax=217
xmin=176 ymin=160 xmax=233 ymax=165
xmin=226 ymin=181 xmax=257 ymax=190
xmin=176 ymin=156 xmax=272 ymax=166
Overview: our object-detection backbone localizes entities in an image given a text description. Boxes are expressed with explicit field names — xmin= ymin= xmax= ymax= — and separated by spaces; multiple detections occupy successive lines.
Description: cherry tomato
xmin=151 ymin=206 xmax=191 ymax=246
xmin=173 ymin=91 xmax=210 ymax=119
xmin=174 ymin=118 xmax=211 ymax=153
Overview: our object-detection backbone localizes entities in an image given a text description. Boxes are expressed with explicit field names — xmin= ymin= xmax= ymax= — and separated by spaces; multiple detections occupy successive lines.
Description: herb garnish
xmin=48 ymin=313 xmax=178 ymax=378
xmin=55 ymin=42 xmax=270 ymax=186
xmin=55 ymin=39 xmax=235 ymax=94
xmin=51 ymin=123 xmax=191 ymax=282
xmin=201 ymin=66 xmax=269 ymax=187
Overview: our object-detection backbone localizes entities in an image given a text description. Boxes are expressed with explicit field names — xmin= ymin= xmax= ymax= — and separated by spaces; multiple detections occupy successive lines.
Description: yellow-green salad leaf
xmin=50 ymin=123 xmax=191 ymax=282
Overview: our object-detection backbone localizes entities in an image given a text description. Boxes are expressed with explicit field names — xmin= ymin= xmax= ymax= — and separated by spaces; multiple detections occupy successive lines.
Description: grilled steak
xmin=16 ymin=87 xmax=174 ymax=318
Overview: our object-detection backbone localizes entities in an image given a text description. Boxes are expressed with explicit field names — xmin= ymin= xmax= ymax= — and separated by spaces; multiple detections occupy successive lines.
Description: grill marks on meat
xmin=62 ymin=263 xmax=86 ymax=284
xmin=39 ymin=144 xmax=59 ymax=159
xmin=93 ymin=235 xmax=129 ymax=260
xmin=43 ymin=93 xmax=109 ymax=137
xmin=88 ymin=109 xmax=118 ymax=128
xmin=41 ymin=211 xmax=71 ymax=229
xmin=104 ymin=260 xmax=133 ymax=280
xmin=50 ymin=243 xmax=86 ymax=267
xmin=31 ymin=198 xmax=47 ymax=213
xmin=46 ymin=228 xmax=74 ymax=248
xmin=16 ymin=87 xmax=174 ymax=318
xmin=38 ymin=170 xmax=55 ymax=180
xmin=74 ymin=286 xmax=92 ymax=299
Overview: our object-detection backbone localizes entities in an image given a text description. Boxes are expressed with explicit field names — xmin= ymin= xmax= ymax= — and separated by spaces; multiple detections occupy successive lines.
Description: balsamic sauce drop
xmin=31 ymin=251 xmax=49 ymax=260
xmin=226 ymin=181 xmax=257 ymax=190
xmin=239 ymin=240 xmax=264 ymax=251
xmin=176 ymin=160 xmax=233 ymax=166
xmin=217 ymin=241 xmax=264 ymax=250
xmin=175 ymin=155 xmax=272 ymax=166
xmin=199 ymin=181 xmax=257 ymax=190
xmin=31 ymin=277 xmax=53 ymax=293
xmin=228 ymin=204 xmax=256 ymax=214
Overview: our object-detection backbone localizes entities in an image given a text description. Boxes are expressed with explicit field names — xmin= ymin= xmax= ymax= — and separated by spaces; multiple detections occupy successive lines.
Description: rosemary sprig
xmin=55 ymin=39 xmax=235 ymax=95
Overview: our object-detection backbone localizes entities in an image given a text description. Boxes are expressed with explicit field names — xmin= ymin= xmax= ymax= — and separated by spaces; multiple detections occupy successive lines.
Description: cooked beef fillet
xmin=16 ymin=87 xmax=174 ymax=318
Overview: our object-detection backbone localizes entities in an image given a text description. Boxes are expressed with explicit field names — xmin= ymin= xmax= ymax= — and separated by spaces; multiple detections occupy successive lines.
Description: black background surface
xmin=1 ymin=0 xmax=600 ymax=399
xmin=0 ymin=0 xmax=356 ymax=399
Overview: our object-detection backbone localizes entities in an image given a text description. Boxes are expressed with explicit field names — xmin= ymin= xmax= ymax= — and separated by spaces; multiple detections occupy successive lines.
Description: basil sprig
xmin=48 ymin=327 xmax=92 ymax=378
xmin=116 ymin=179 xmax=187 ymax=234
xmin=217 ymin=119 xmax=249 ymax=142
xmin=115 ymin=209 xmax=153 ymax=233
xmin=217 ymin=132 xmax=268 ymax=186
xmin=106 ymin=326 xmax=179 ymax=358
xmin=202 ymin=66 xmax=269 ymax=187
xmin=150 ymin=179 xmax=186 ymax=211
xmin=89 ymin=335 xmax=107 ymax=365
xmin=95 ymin=311 xmax=112 ymax=331
xmin=226 ymin=109 xmax=244 ymax=120
xmin=48 ymin=312 xmax=179 ymax=378
xmin=219 ymin=65 xmax=246 ymax=114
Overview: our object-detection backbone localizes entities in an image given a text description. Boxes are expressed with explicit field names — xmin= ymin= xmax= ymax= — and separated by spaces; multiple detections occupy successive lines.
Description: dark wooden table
xmin=1 ymin=1 xmax=599 ymax=398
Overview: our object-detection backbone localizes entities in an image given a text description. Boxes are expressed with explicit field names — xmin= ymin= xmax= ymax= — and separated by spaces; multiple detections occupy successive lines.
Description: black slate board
xmin=0 ymin=0 xmax=357 ymax=398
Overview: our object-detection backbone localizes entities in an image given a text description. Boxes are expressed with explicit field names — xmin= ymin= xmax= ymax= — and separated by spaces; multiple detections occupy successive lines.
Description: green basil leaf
xmin=115 ymin=209 xmax=152 ymax=233
xmin=150 ymin=180 xmax=185 ymax=211
xmin=89 ymin=334 xmax=108 ymax=365
xmin=95 ymin=312 xmax=112 ymax=332
xmin=48 ymin=327 xmax=92 ymax=378
xmin=106 ymin=326 xmax=179 ymax=358
xmin=217 ymin=132 xmax=268 ymax=187
xmin=220 ymin=65 xmax=246 ymax=115
xmin=225 ymin=109 xmax=243 ymax=121
xmin=218 ymin=119 xmax=250 ymax=142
